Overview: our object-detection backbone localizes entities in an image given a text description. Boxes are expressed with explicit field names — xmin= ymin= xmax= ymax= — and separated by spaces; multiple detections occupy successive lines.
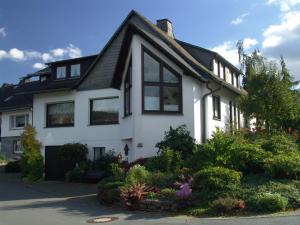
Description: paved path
xmin=0 ymin=171 xmax=300 ymax=225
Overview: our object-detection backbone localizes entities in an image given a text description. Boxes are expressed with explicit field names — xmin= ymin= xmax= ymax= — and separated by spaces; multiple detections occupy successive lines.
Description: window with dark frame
xmin=46 ymin=101 xmax=74 ymax=127
xmin=13 ymin=140 xmax=23 ymax=154
xmin=237 ymin=108 xmax=241 ymax=129
xmin=212 ymin=95 xmax=221 ymax=120
xmin=93 ymin=147 xmax=106 ymax=161
xmin=10 ymin=114 xmax=29 ymax=129
xmin=56 ymin=66 xmax=66 ymax=79
xmin=142 ymin=46 xmax=182 ymax=114
xmin=90 ymin=97 xmax=119 ymax=125
xmin=71 ymin=64 xmax=80 ymax=77
xmin=236 ymin=74 xmax=239 ymax=88
xmin=229 ymin=101 xmax=233 ymax=124
xmin=233 ymin=103 xmax=237 ymax=126
xmin=231 ymin=71 xmax=235 ymax=85
xmin=124 ymin=59 xmax=132 ymax=117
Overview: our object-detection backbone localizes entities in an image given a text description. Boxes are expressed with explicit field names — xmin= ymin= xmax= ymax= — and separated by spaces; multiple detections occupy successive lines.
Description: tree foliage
xmin=20 ymin=125 xmax=44 ymax=181
xmin=237 ymin=42 xmax=299 ymax=133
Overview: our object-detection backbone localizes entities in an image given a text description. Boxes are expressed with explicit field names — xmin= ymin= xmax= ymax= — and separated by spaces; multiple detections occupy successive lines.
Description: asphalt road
xmin=0 ymin=170 xmax=300 ymax=225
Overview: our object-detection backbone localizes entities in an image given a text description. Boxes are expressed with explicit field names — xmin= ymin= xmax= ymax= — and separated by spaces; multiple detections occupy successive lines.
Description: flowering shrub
xmin=176 ymin=182 xmax=192 ymax=199
xmin=211 ymin=197 xmax=245 ymax=214
xmin=119 ymin=184 xmax=159 ymax=210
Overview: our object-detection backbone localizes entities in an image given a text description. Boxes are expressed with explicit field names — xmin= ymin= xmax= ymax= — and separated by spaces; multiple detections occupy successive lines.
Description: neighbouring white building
xmin=0 ymin=10 xmax=247 ymax=179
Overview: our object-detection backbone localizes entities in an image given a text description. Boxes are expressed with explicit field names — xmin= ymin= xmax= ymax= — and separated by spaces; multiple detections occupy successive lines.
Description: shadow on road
xmin=0 ymin=170 xmax=173 ymax=222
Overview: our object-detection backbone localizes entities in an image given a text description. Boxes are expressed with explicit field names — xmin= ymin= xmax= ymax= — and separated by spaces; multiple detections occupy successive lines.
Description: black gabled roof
xmin=15 ymin=78 xmax=79 ymax=95
xmin=0 ymin=84 xmax=34 ymax=111
xmin=77 ymin=10 xmax=244 ymax=95
xmin=46 ymin=54 xmax=98 ymax=65
xmin=177 ymin=40 xmax=241 ymax=74
xmin=0 ymin=10 xmax=245 ymax=107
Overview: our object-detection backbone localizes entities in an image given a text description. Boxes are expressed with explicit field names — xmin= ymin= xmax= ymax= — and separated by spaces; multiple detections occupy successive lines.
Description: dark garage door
xmin=45 ymin=146 xmax=75 ymax=180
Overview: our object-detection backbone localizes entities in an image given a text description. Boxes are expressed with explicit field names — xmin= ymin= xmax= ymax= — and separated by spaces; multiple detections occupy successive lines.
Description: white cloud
xmin=0 ymin=44 xmax=82 ymax=67
xmin=262 ymin=11 xmax=300 ymax=48
xmin=267 ymin=0 xmax=300 ymax=11
xmin=9 ymin=48 xmax=25 ymax=61
xmin=51 ymin=48 xmax=65 ymax=57
xmin=262 ymin=9 xmax=300 ymax=79
xmin=231 ymin=13 xmax=248 ymax=25
xmin=211 ymin=37 xmax=257 ymax=67
xmin=0 ymin=27 xmax=7 ymax=38
xmin=32 ymin=62 xmax=46 ymax=69
xmin=211 ymin=41 xmax=240 ymax=66
xmin=243 ymin=38 xmax=259 ymax=49
xmin=67 ymin=44 xmax=82 ymax=58
xmin=41 ymin=53 xmax=53 ymax=62
xmin=0 ymin=50 xmax=8 ymax=59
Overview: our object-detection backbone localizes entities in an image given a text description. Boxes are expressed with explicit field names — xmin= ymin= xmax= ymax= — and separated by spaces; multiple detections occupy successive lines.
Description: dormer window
xmin=57 ymin=66 xmax=66 ymax=79
xmin=71 ymin=64 xmax=80 ymax=77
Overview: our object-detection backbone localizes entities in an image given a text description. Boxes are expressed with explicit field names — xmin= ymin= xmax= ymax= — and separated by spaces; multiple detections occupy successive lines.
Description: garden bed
xmin=96 ymin=126 xmax=300 ymax=217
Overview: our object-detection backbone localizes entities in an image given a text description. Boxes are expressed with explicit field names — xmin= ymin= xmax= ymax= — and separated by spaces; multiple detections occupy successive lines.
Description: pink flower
xmin=176 ymin=182 xmax=192 ymax=199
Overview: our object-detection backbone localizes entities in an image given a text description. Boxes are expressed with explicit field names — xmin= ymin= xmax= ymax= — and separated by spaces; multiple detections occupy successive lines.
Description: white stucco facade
xmin=33 ymin=89 xmax=124 ymax=160
xmin=1 ymin=34 xmax=245 ymax=162
xmin=1 ymin=109 xmax=32 ymax=137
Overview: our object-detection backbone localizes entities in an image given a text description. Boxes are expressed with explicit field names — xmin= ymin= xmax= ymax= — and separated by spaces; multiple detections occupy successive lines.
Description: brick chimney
xmin=156 ymin=19 xmax=174 ymax=38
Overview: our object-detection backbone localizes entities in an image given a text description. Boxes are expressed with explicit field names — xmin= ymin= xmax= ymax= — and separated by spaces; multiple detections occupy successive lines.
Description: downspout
xmin=201 ymin=81 xmax=223 ymax=143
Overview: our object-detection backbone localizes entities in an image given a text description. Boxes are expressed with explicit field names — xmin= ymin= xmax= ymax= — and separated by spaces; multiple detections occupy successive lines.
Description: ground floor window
xmin=212 ymin=95 xmax=221 ymax=120
xmin=46 ymin=101 xmax=74 ymax=127
xmin=94 ymin=147 xmax=106 ymax=161
xmin=90 ymin=97 xmax=119 ymax=125
xmin=10 ymin=114 xmax=29 ymax=129
xmin=13 ymin=140 xmax=23 ymax=154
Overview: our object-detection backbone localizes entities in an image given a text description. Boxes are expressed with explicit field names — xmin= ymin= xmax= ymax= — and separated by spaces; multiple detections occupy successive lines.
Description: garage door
xmin=45 ymin=146 xmax=75 ymax=180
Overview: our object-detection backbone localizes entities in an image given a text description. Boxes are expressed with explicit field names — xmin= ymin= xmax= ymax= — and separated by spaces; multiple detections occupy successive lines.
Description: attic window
xmin=56 ymin=66 xmax=66 ymax=79
xmin=71 ymin=64 xmax=80 ymax=77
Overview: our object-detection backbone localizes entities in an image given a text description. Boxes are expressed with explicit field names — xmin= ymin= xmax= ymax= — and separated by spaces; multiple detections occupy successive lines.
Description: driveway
xmin=0 ymin=170 xmax=300 ymax=225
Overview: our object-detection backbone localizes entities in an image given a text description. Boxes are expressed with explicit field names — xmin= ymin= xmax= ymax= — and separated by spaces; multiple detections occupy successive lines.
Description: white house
xmin=0 ymin=11 xmax=246 ymax=178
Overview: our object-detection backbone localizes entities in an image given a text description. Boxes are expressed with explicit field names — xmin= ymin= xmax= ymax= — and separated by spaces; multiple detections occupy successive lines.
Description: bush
xmin=261 ymin=133 xmax=298 ymax=154
xmin=237 ymin=144 xmax=271 ymax=173
xmin=146 ymin=191 xmax=158 ymax=200
xmin=119 ymin=184 xmax=159 ymax=210
xmin=148 ymin=172 xmax=177 ymax=188
xmin=266 ymin=181 xmax=300 ymax=209
xmin=97 ymin=180 xmax=124 ymax=205
xmin=188 ymin=207 xmax=210 ymax=217
xmin=105 ymin=189 xmax=120 ymax=204
xmin=247 ymin=192 xmax=288 ymax=212
xmin=123 ymin=158 xmax=149 ymax=171
xmin=20 ymin=125 xmax=44 ymax=181
xmin=65 ymin=167 xmax=84 ymax=182
xmin=211 ymin=197 xmax=245 ymax=214
xmin=145 ymin=148 xmax=183 ymax=173
xmin=264 ymin=152 xmax=300 ymax=179
xmin=0 ymin=153 xmax=6 ymax=163
xmin=160 ymin=188 xmax=177 ymax=200
xmin=110 ymin=163 xmax=125 ymax=181
xmin=156 ymin=125 xmax=196 ymax=159
xmin=194 ymin=129 xmax=246 ymax=170
xmin=60 ymin=143 xmax=88 ymax=165
xmin=193 ymin=166 xmax=241 ymax=192
xmin=5 ymin=160 xmax=21 ymax=173
xmin=91 ymin=150 xmax=119 ymax=172
xmin=125 ymin=165 xmax=151 ymax=186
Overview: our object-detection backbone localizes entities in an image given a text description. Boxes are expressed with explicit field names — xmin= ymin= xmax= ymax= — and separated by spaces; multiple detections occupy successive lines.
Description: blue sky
xmin=1 ymin=0 xmax=300 ymax=84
